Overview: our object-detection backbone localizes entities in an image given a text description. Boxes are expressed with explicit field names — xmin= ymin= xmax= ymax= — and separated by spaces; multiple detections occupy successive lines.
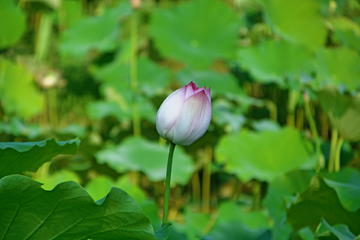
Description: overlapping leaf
xmin=263 ymin=170 xmax=314 ymax=240
xmin=317 ymin=219 xmax=358 ymax=240
xmin=322 ymin=168 xmax=360 ymax=212
xmin=0 ymin=138 xmax=79 ymax=178
xmin=287 ymin=176 xmax=360 ymax=236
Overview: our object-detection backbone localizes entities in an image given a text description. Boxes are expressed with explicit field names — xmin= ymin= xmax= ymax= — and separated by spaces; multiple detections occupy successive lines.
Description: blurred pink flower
xmin=156 ymin=82 xmax=212 ymax=146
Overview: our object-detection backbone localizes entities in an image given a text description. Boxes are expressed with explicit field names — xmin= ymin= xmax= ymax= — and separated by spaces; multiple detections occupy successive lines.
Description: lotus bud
xmin=156 ymin=82 xmax=212 ymax=146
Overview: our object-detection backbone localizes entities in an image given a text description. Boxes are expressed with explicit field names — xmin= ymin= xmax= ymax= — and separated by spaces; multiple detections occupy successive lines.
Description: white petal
xmin=171 ymin=90 xmax=212 ymax=146
xmin=156 ymin=87 xmax=186 ymax=139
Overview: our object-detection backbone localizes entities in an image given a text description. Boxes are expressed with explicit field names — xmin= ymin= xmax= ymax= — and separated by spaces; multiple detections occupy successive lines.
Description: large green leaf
xmin=237 ymin=40 xmax=313 ymax=85
xmin=257 ymin=0 xmax=326 ymax=49
xmin=59 ymin=1 xmax=132 ymax=57
xmin=315 ymin=48 xmax=360 ymax=91
xmin=322 ymin=168 xmax=360 ymax=212
xmin=0 ymin=175 xmax=156 ymax=240
xmin=0 ymin=0 xmax=26 ymax=49
xmin=317 ymin=88 xmax=360 ymax=142
xmin=263 ymin=170 xmax=314 ymax=240
xmin=96 ymin=137 xmax=194 ymax=185
xmin=150 ymin=0 xmax=239 ymax=68
xmin=216 ymin=127 xmax=316 ymax=182
xmin=0 ymin=59 xmax=43 ymax=119
xmin=0 ymin=138 xmax=80 ymax=178
xmin=286 ymin=176 xmax=360 ymax=236
xmin=85 ymin=175 xmax=161 ymax=230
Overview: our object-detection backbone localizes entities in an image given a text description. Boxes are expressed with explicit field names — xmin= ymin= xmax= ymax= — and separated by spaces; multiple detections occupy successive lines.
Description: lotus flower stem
xmin=162 ymin=142 xmax=176 ymax=225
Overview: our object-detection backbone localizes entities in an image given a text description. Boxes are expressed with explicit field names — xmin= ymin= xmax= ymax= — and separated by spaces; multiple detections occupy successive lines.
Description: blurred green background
xmin=1 ymin=0 xmax=360 ymax=239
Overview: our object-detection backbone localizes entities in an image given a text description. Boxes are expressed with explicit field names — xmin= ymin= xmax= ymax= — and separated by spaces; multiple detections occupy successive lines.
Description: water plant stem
xmin=334 ymin=137 xmax=344 ymax=172
xmin=202 ymin=146 xmax=212 ymax=214
xmin=130 ymin=10 xmax=141 ymax=137
xmin=163 ymin=142 xmax=176 ymax=226
xmin=304 ymin=93 xmax=323 ymax=171
xmin=329 ymin=128 xmax=338 ymax=173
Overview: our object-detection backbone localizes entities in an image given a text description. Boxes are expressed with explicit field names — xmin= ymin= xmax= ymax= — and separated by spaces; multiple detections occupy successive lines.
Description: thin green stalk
xmin=334 ymin=137 xmax=344 ymax=172
xmin=329 ymin=129 xmax=338 ymax=173
xmin=304 ymin=92 xmax=323 ymax=171
xmin=251 ymin=181 xmax=261 ymax=211
xmin=202 ymin=146 xmax=212 ymax=214
xmin=163 ymin=142 xmax=176 ymax=226
xmin=130 ymin=10 xmax=141 ymax=136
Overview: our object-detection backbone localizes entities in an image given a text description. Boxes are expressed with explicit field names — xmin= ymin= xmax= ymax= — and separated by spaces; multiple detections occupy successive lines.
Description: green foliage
xmin=2 ymin=0 xmax=360 ymax=239
xmin=216 ymin=127 xmax=316 ymax=182
xmin=96 ymin=137 xmax=194 ymax=185
xmin=258 ymin=0 xmax=326 ymax=49
xmin=0 ymin=175 xmax=156 ymax=240
xmin=59 ymin=1 xmax=132 ymax=57
xmin=315 ymin=48 xmax=360 ymax=91
xmin=150 ymin=0 xmax=238 ymax=68
xmin=317 ymin=219 xmax=357 ymax=240
xmin=85 ymin=174 xmax=161 ymax=230
xmin=317 ymin=88 xmax=360 ymax=142
xmin=93 ymin=56 xmax=171 ymax=98
xmin=331 ymin=17 xmax=360 ymax=51
xmin=0 ymin=138 xmax=79 ymax=178
xmin=203 ymin=202 xmax=270 ymax=240
xmin=237 ymin=40 xmax=313 ymax=85
xmin=0 ymin=0 xmax=26 ymax=49
xmin=263 ymin=170 xmax=314 ymax=240
xmin=0 ymin=59 xmax=43 ymax=118
xmin=155 ymin=224 xmax=171 ymax=240
xmin=323 ymin=168 xmax=360 ymax=212
xmin=287 ymin=176 xmax=360 ymax=236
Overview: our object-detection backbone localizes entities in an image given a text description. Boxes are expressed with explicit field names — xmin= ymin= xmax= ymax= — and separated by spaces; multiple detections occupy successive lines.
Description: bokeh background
xmin=1 ymin=0 xmax=360 ymax=239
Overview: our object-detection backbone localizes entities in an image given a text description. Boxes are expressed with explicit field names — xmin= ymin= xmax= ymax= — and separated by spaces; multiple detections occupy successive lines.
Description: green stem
xmin=130 ymin=10 xmax=141 ymax=137
xmin=202 ymin=146 xmax=212 ymax=214
xmin=329 ymin=129 xmax=338 ymax=173
xmin=304 ymin=93 xmax=323 ymax=171
xmin=251 ymin=181 xmax=261 ymax=211
xmin=162 ymin=142 xmax=176 ymax=226
xmin=334 ymin=137 xmax=344 ymax=172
